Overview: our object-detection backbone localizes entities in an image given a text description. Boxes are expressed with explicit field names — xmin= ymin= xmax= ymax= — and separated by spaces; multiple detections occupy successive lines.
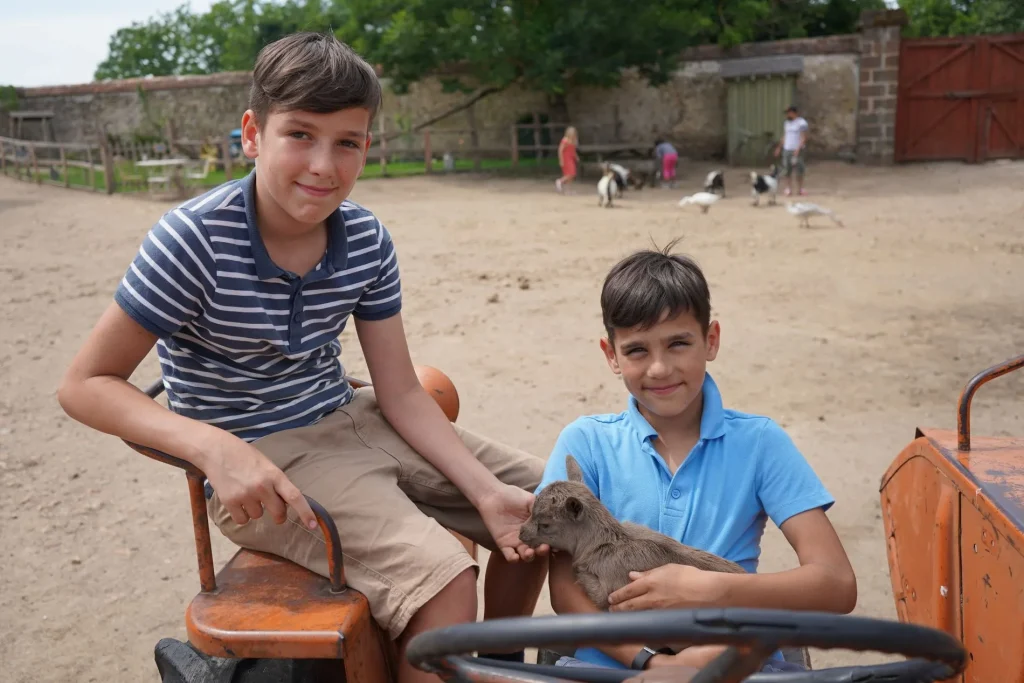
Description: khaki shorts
xmin=207 ymin=387 xmax=545 ymax=640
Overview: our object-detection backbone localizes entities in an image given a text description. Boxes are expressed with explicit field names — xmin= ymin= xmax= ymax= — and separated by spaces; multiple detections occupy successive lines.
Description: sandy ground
xmin=1 ymin=158 xmax=1022 ymax=682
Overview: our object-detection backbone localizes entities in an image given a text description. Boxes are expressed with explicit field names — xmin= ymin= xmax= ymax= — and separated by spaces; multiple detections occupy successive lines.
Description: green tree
xmin=899 ymin=0 xmax=1024 ymax=37
xmin=93 ymin=0 xmax=349 ymax=80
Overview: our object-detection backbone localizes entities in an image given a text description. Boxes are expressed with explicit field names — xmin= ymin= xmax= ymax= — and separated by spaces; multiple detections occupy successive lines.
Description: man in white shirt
xmin=774 ymin=105 xmax=808 ymax=196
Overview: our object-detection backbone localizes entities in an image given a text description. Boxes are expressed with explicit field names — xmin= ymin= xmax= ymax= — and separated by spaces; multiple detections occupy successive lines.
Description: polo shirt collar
xmin=240 ymin=168 xmax=349 ymax=280
xmin=626 ymin=372 xmax=727 ymax=442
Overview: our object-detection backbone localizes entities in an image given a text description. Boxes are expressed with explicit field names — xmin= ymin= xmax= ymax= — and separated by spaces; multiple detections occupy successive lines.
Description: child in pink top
xmin=556 ymin=126 xmax=579 ymax=193
xmin=654 ymin=139 xmax=678 ymax=187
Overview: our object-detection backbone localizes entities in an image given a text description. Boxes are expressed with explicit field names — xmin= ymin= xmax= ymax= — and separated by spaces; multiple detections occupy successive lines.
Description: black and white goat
xmin=704 ymin=169 xmax=725 ymax=197
xmin=750 ymin=164 xmax=780 ymax=206
xmin=597 ymin=163 xmax=618 ymax=208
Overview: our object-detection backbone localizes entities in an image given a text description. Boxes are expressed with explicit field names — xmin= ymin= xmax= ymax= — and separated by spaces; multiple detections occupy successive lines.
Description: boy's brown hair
xmin=600 ymin=237 xmax=711 ymax=342
xmin=248 ymin=31 xmax=383 ymax=128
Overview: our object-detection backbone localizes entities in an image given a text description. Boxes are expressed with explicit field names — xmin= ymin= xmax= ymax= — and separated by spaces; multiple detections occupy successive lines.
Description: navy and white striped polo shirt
xmin=114 ymin=170 xmax=401 ymax=442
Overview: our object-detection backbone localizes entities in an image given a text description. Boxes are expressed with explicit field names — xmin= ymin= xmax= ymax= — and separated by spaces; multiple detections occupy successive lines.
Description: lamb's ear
xmin=565 ymin=455 xmax=583 ymax=483
xmin=565 ymin=496 xmax=584 ymax=520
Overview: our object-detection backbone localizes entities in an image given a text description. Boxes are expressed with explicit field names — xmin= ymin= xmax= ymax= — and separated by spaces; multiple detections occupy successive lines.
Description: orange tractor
xmin=130 ymin=356 xmax=1023 ymax=683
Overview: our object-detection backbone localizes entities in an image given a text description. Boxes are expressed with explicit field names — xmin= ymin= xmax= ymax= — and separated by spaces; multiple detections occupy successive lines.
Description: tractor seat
xmin=185 ymin=548 xmax=384 ymax=662
xmin=127 ymin=367 xmax=464 ymax=683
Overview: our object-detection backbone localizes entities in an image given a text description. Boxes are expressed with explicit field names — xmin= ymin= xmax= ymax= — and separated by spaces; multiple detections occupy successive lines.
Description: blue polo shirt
xmin=537 ymin=372 xmax=834 ymax=667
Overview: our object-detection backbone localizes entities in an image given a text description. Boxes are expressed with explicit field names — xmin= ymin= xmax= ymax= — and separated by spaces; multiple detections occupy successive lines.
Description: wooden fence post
xmin=424 ymin=129 xmax=432 ymax=173
xmin=532 ymin=113 xmax=542 ymax=164
xmin=100 ymin=137 xmax=116 ymax=193
xmin=510 ymin=124 xmax=519 ymax=168
xmin=60 ymin=145 xmax=69 ymax=187
xmin=465 ymin=103 xmax=481 ymax=172
xmin=28 ymin=143 xmax=40 ymax=183
xmin=222 ymin=137 xmax=234 ymax=181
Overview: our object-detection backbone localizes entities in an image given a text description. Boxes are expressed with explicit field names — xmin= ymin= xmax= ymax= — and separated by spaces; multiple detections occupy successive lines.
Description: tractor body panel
xmin=881 ymin=427 xmax=1024 ymax=683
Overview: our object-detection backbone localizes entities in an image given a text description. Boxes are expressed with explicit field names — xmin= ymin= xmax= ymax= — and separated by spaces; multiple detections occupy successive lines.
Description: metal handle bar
xmin=129 ymin=379 xmax=347 ymax=592
xmin=957 ymin=354 xmax=1024 ymax=451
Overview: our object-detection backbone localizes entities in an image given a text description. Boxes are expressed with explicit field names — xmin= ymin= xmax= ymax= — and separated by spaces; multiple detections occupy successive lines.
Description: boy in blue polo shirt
xmin=538 ymin=242 xmax=857 ymax=672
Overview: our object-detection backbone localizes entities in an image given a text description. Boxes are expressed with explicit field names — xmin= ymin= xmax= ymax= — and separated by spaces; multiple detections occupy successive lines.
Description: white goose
xmin=678 ymin=191 xmax=721 ymax=214
xmin=786 ymin=201 xmax=844 ymax=228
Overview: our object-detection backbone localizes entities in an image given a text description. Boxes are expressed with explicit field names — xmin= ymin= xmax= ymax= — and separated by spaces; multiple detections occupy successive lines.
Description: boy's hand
xmin=608 ymin=565 xmax=727 ymax=612
xmin=476 ymin=484 xmax=551 ymax=563
xmin=201 ymin=428 xmax=318 ymax=531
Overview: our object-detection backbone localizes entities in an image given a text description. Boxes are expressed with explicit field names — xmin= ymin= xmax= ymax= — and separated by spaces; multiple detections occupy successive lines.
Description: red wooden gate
xmin=895 ymin=34 xmax=1024 ymax=163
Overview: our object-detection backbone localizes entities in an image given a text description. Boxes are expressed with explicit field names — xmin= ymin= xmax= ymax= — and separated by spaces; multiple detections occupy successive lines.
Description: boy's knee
xmin=400 ymin=567 xmax=478 ymax=640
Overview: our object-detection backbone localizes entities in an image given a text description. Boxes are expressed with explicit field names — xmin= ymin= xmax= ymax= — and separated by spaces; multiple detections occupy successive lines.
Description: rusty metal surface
xmin=881 ymin=421 xmax=1024 ymax=683
xmin=187 ymin=472 xmax=217 ymax=593
xmin=895 ymin=34 xmax=1024 ymax=163
xmin=186 ymin=548 xmax=375 ymax=660
xmin=960 ymin=502 xmax=1024 ymax=683
xmin=880 ymin=445 xmax=962 ymax=657
xmin=921 ymin=429 xmax=1024 ymax=547
xmin=957 ymin=354 xmax=1024 ymax=451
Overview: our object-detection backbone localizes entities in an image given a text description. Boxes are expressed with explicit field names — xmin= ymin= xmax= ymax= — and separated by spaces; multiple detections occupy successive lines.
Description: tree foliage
xmin=899 ymin=0 xmax=1024 ymax=38
xmin=95 ymin=0 xmax=893 ymax=88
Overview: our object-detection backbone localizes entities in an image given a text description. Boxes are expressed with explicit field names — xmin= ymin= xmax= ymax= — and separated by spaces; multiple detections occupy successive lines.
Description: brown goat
xmin=519 ymin=455 xmax=745 ymax=610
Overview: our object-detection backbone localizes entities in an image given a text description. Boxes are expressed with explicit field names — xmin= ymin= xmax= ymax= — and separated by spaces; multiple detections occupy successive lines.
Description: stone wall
xmin=7 ymin=11 xmax=910 ymax=165
xmin=567 ymin=35 xmax=862 ymax=160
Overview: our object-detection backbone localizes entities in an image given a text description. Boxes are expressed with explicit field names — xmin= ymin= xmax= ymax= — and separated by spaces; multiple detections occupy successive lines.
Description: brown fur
xmin=519 ymin=455 xmax=745 ymax=610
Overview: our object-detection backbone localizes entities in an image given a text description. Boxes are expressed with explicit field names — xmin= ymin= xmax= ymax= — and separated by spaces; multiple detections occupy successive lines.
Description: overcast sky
xmin=1 ymin=0 xmax=215 ymax=88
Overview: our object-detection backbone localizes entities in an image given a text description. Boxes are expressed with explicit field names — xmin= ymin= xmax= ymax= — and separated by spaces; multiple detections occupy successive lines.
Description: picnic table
xmin=136 ymin=157 xmax=190 ymax=198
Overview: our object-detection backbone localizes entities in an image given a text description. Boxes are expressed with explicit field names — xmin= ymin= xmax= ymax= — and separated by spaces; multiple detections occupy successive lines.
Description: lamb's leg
xmin=576 ymin=570 xmax=611 ymax=611
xmin=751 ymin=188 xmax=759 ymax=206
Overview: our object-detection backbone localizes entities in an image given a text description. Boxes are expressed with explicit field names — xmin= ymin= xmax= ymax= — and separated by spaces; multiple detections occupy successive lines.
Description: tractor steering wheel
xmin=405 ymin=607 xmax=965 ymax=683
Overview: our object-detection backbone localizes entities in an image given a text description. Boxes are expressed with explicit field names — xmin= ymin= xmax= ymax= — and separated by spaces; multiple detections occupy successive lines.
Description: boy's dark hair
xmin=601 ymin=238 xmax=711 ymax=341
xmin=249 ymin=32 xmax=382 ymax=128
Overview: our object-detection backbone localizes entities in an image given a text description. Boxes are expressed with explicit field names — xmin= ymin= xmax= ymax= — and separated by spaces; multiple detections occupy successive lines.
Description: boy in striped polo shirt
xmin=58 ymin=32 xmax=548 ymax=682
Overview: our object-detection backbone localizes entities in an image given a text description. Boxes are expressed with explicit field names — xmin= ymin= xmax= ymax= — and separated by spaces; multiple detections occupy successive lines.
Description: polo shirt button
xmin=671 ymin=489 xmax=681 ymax=499
xmin=292 ymin=312 xmax=301 ymax=322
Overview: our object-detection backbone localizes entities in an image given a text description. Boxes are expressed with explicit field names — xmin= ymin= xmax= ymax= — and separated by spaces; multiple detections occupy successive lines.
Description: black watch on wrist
xmin=631 ymin=645 xmax=674 ymax=670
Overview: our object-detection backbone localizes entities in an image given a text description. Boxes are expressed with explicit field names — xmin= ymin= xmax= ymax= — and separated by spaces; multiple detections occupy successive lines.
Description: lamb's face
xmin=519 ymin=480 xmax=597 ymax=553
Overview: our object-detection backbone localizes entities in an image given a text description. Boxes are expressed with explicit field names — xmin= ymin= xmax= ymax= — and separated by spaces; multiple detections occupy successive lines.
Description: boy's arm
xmin=58 ymin=212 xmax=318 ymax=530
xmin=549 ymin=552 xmax=653 ymax=667
xmin=354 ymin=313 xmax=542 ymax=562
xmin=351 ymin=221 xmax=544 ymax=562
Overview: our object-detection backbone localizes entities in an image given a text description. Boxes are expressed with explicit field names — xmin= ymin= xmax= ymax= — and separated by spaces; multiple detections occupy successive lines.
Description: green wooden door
xmin=727 ymin=75 xmax=796 ymax=167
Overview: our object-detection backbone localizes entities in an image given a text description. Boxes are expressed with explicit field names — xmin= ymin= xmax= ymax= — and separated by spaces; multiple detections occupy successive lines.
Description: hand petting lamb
xmin=750 ymin=164 xmax=780 ymax=206
xmin=703 ymin=169 xmax=725 ymax=197
xmin=597 ymin=163 xmax=618 ymax=208
xmin=518 ymin=455 xmax=745 ymax=611
xmin=786 ymin=201 xmax=845 ymax=228
xmin=677 ymin=191 xmax=720 ymax=214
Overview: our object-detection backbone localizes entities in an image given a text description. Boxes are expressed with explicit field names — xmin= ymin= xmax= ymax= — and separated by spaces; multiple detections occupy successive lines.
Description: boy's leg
xmin=341 ymin=389 xmax=549 ymax=643
xmin=206 ymin=405 xmax=483 ymax=683
xmin=781 ymin=151 xmax=794 ymax=194
xmin=795 ymin=155 xmax=806 ymax=194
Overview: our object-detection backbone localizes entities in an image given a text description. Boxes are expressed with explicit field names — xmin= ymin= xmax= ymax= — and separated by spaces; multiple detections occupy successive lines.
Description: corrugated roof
xmin=719 ymin=55 xmax=805 ymax=80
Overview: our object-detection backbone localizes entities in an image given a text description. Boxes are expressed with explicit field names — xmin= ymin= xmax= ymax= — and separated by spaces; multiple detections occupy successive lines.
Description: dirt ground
xmin=1 ymin=158 xmax=1022 ymax=682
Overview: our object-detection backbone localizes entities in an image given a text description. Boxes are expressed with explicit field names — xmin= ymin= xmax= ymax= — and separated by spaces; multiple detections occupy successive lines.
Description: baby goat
xmin=597 ymin=163 xmax=618 ymax=208
xmin=519 ymin=455 xmax=745 ymax=610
